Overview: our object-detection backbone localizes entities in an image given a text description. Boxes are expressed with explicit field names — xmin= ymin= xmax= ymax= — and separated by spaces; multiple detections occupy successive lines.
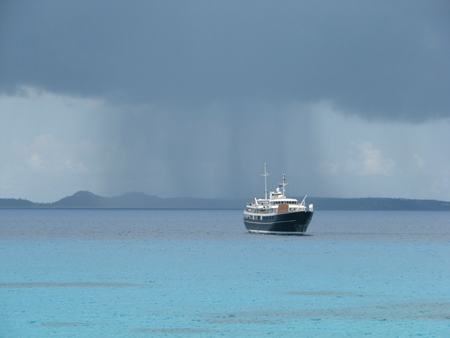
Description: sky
xmin=0 ymin=0 xmax=449 ymax=202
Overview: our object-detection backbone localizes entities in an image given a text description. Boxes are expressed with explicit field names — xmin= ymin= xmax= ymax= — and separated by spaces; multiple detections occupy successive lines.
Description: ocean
xmin=1 ymin=209 xmax=449 ymax=337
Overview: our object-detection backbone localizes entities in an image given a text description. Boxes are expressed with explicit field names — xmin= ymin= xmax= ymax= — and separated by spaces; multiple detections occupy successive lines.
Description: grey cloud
xmin=1 ymin=0 xmax=449 ymax=122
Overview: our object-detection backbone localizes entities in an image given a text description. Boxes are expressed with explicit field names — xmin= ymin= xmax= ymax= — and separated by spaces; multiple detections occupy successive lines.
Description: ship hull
xmin=244 ymin=211 xmax=313 ymax=235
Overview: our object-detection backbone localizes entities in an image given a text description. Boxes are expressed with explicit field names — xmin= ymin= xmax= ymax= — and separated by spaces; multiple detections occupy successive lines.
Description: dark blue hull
xmin=244 ymin=211 xmax=313 ymax=234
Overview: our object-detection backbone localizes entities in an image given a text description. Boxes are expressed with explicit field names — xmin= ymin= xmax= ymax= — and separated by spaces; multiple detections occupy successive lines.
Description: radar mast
xmin=260 ymin=163 xmax=270 ymax=200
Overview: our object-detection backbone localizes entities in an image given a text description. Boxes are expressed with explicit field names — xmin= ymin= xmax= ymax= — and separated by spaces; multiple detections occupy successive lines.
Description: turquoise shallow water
xmin=1 ymin=209 xmax=449 ymax=337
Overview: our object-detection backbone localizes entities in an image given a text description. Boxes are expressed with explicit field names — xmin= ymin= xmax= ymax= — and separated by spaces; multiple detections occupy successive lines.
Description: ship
xmin=243 ymin=164 xmax=313 ymax=235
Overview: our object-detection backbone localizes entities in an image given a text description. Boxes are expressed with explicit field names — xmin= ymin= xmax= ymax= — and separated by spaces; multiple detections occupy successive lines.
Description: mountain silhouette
xmin=1 ymin=191 xmax=449 ymax=210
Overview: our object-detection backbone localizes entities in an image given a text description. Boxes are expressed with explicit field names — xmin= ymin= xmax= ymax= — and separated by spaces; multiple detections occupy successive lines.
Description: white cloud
xmin=0 ymin=86 xmax=106 ymax=145
xmin=346 ymin=141 xmax=396 ymax=176
xmin=0 ymin=134 xmax=112 ymax=202
xmin=24 ymin=134 xmax=91 ymax=174
xmin=319 ymin=162 xmax=340 ymax=175
xmin=413 ymin=154 xmax=425 ymax=168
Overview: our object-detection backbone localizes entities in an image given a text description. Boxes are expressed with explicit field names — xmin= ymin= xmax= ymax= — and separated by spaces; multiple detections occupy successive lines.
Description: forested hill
xmin=1 ymin=191 xmax=449 ymax=211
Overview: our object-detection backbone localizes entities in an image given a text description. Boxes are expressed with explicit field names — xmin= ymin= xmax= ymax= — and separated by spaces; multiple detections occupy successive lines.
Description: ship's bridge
xmin=270 ymin=199 xmax=298 ymax=205
xmin=269 ymin=188 xmax=298 ymax=205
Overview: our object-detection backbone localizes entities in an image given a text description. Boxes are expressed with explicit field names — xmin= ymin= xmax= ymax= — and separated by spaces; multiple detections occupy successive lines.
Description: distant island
xmin=1 ymin=191 xmax=449 ymax=210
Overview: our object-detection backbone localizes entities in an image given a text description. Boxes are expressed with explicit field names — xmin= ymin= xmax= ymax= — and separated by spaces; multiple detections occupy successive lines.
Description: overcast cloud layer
xmin=0 ymin=1 xmax=449 ymax=202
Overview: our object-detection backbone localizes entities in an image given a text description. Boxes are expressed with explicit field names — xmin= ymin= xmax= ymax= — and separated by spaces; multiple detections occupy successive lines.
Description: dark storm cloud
xmin=1 ymin=0 xmax=449 ymax=121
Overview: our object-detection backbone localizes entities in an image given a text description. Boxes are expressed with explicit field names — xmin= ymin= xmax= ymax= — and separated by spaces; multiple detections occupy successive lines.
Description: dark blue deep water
xmin=1 ymin=209 xmax=449 ymax=337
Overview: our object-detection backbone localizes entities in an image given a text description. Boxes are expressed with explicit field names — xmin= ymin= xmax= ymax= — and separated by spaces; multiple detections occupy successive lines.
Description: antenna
xmin=260 ymin=163 xmax=270 ymax=200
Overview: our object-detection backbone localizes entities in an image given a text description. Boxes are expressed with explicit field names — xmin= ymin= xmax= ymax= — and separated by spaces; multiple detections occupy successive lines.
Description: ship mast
xmin=280 ymin=173 xmax=288 ymax=196
xmin=261 ymin=163 xmax=270 ymax=200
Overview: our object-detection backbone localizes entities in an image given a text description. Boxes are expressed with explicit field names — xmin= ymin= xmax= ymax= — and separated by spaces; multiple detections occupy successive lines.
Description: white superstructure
xmin=244 ymin=165 xmax=313 ymax=219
